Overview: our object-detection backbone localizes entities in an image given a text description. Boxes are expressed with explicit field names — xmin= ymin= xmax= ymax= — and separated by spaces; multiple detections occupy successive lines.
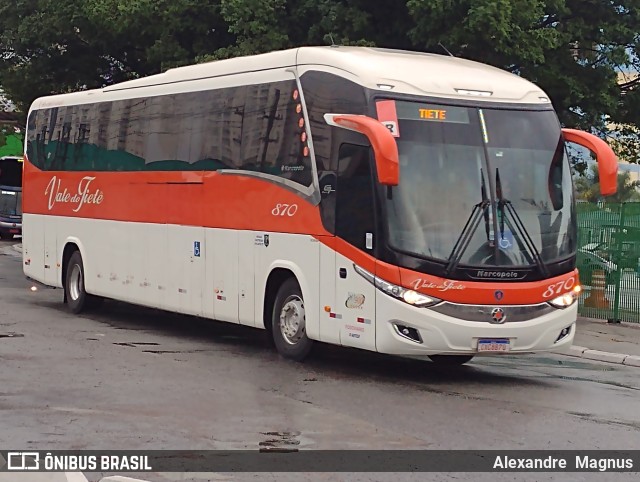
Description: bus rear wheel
xmin=65 ymin=251 xmax=101 ymax=314
xmin=428 ymin=355 xmax=474 ymax=366
xmin=271 ymin=277 xmax=314 ymax=361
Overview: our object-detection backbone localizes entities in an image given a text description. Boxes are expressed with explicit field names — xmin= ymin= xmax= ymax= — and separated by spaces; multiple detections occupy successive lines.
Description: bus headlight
xmin=549 ymin=293 xmax=575 ymax=308
xmin=401 ymin=289 xmax=436 ymax=306
xmin=354 ymin=264 xmax=441 ymax=308
xmin=549 ymin=291 xmax=578 ymax=308
xmin=549 ymin=286 xmax=582 ymax=308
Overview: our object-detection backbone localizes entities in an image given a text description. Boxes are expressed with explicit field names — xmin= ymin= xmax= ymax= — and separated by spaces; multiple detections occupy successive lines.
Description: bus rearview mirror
xmin=324 ymin=114 xmax=399 ymax=185
xmin=562 ymin=128 xmax=618 ymax=196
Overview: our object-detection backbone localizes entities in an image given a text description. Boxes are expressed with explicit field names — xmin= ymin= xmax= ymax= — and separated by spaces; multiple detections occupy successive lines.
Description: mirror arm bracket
xmin=324 ymin=113 xmax=399 ymax=186
xmin=562 ymin=128 xmax=618 ymax=196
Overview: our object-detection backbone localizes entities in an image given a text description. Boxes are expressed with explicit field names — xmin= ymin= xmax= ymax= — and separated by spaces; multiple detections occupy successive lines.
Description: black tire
xmin=271 ymin=277 xmax=314 ymax=361
xmin=428 ymin=355 xmax=474 ymax=366
xmin=65 ymin=251 xmax=101 ymax=314
xmin=0 ymin=232 xmax=13 ymax=240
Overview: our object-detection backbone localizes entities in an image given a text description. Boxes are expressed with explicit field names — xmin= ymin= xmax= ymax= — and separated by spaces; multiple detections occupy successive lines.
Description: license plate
xmin=477 ymin=339 xmax=510 ymax=352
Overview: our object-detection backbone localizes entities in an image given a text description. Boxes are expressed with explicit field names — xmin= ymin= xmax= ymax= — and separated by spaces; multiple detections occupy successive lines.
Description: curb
xmin=11 ymin=243 xmax=21 ymax=253
xmin=557 ymin=345 xmax=640 ymax=367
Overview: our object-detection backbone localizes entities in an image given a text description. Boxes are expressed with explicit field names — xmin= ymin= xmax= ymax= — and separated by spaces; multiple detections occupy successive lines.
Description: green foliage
xmin=575 ymin=164 xmax=640 ymax=203
xmin=0 ymin=0 xmax=233 ymax=113
xmin=0 ymin=126 xmax=24 ymax=157
xmin=1 ymin=0 xmax=638 ymax=160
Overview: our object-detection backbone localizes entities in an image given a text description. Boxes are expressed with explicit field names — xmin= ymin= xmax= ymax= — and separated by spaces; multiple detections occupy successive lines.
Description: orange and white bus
xmin=22 ymin=47 xmax=618 ymax=364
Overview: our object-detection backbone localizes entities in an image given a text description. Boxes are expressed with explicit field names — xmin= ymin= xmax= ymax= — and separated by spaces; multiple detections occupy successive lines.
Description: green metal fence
xmin=576 ymin=201 xmax=640 ymax=323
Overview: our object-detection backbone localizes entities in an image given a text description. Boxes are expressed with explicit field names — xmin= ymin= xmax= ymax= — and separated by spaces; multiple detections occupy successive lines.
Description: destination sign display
xmin=395 ymin=101 xmax=470 ymax=124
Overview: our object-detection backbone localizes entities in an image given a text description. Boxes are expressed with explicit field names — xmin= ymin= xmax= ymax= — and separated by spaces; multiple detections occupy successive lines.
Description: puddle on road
xmin=477 ymin=355 xmax=613 ymax=371
xmin=109 ymin=340 xmax=235 ymax=355
xmin=113 ymin=342 xmax=160 ymax=347
xmin=551 ymin=375 xmax=639 ymax=391
xmin=143 ymin=350 xmax=183 ymax=354
xmin=141 ymin=349 xmax=230 ymax=355
xmin=259 ymin=431 xmax=302 ymax=452
xmin=474 ymin=355 xmax=639 ymax=391
xmin=567 ymin=411 xmax=640 ymax=430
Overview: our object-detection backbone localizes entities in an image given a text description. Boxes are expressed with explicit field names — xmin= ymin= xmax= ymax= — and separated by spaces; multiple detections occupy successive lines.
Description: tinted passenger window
xmin=26 ymin=78 xmax=313 ymax=188
xmin=299 ymin=71 xmax=368 ymax=172
xmin=242 ymin=81 xmax=312 ymax=185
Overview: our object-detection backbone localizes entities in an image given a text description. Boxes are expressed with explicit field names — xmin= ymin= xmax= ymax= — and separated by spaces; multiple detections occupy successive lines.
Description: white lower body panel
xmin=23 ymin=214 xmax=576 ymax=359
xmin=22 ymin=215 xmax=321 ymax=335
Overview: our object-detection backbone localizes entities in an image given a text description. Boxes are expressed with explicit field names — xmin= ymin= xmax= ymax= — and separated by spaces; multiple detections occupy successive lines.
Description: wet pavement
xmin=572 ymin=317 xmax=640 ymax=357
xmin=1 ymin=240 xmax=639 ymax=481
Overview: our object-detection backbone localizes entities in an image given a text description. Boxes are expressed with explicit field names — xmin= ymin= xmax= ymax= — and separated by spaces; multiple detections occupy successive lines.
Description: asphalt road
xmin=1 ymin=239 xmax=639 ymax=482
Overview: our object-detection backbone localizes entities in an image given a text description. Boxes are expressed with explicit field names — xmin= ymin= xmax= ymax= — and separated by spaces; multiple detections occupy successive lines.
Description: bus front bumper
xmin=375 ymin=297 xmax=577 ymax=357
xmin=0 ymin=219 xmax=22 ymax=234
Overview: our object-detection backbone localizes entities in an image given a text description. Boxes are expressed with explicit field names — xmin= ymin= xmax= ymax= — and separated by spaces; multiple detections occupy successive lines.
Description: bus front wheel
xmin=271 ymin=277 xmax=314 ymax=361
xmin=428 ymin=355 xmax=474 ymax=366
xmin=65 ymin=251 xmax=101 ymax=314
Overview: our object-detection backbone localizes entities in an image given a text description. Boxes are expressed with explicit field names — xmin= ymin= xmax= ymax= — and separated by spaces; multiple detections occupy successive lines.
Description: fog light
xmin=555 ymin=325 xmax=572 ymax=343
xmin=393 ymin=324 xmax=422 ymax=343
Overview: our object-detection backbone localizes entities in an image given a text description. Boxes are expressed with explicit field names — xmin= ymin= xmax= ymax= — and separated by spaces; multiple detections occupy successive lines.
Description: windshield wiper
xmin=495 ymin=168 xmax=549 ymax=277
xmin=445 ymin=170 xmax=491 ymax=275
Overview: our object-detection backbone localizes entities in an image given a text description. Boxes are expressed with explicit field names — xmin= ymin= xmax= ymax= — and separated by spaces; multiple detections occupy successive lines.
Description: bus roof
xmin=30 ymin=46 xmax=550 ymax=110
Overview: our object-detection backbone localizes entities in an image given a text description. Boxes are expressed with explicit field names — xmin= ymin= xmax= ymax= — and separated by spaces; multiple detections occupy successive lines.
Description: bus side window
xmin=335 ymin=144 xmax=376 ymax=251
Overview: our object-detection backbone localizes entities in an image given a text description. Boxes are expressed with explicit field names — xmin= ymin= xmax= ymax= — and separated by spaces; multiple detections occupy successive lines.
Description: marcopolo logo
xmin=472 ymin=270 xmax=523 ymax=280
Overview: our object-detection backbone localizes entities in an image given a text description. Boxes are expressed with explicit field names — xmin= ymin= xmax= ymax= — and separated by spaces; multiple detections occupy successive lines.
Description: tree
xmin=0 ymin=125 xmax=24 ymax=157
xmin=575 ymin=164 xmax=640 ymax=203
xmin=0 ymin=0 xmax=638 ymax=158
xmin=0 ymin=0 xmax=233 ymax=113
xmin=406 ymin=0 xmax=640 ymax=166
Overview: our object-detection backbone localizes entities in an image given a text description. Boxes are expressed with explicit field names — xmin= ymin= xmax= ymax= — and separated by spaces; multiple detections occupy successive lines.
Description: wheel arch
xmin=259 ymin=261 xmax=319 ymax=341
xmin=60 ymin=237 xmax=88 ymax=291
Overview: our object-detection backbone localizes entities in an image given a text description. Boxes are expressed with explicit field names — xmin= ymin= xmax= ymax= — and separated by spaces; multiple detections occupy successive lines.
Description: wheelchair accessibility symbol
xmin=498 ymin=230 xmax=514 ymax=250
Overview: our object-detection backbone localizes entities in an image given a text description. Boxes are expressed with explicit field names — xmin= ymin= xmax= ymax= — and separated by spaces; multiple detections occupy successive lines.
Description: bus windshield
xmin=0 ymin=156 xmax=23 ymax=188
xmin=0 ymin=156 xmax=23 ymax=217
xmin=383 ymin=102 xmax=576 ymax=270
xmin=0 ymin=189 xmax=21 ymax=216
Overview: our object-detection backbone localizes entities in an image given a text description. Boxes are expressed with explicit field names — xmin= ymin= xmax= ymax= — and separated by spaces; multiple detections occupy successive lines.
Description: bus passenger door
xmin=334 ymin=144 xmax=377 ymax=351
